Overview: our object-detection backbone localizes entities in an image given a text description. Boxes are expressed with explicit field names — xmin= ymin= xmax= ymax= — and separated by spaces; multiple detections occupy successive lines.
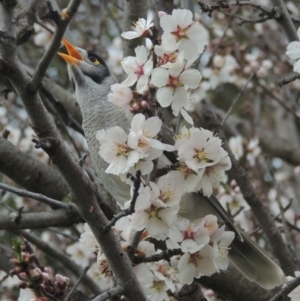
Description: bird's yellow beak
xmin=58 ymin=38 xmax=84 ymax=65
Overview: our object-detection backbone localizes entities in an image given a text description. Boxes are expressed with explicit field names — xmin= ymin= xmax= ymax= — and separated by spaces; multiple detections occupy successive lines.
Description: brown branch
xmin=178 ymin=283 xmax=206 ymax=301
xmin=0 ymin=182 xmax=75 ymax=210
xmin=29 ymin=0 xmax=82 ymax=92
xmin=271 ymin=0 xmax=298 ymax=42
xmin=279 ymin=74 xmax=300 ymax=87
xmin=0 ymin=209 xmax=82 ymax=230
xmin=0 ymin=136 xmax=69 ymax=201
xmin=268 ymin=275 xmax=300 ymax=301
xmin=90 ymin=286 xmax=124 ymax=301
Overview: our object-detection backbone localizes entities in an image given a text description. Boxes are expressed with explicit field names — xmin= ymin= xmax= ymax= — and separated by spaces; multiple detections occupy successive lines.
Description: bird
xmin=58 ymin=38 xmax=286 ymax=289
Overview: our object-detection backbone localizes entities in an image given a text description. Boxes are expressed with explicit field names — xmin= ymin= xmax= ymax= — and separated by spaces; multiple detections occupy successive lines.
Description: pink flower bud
xmin=158 ymin=11 xmax=167 ymax=18
xmin=294 ymin=166 xmax=300 ymax=176
xmin=55 ymin=274 xmax=69 ymax=290
xmin=141 ymin=100 xmax=148 ymax=108
xmin=132 ymin=104 xmax=140 ymax=111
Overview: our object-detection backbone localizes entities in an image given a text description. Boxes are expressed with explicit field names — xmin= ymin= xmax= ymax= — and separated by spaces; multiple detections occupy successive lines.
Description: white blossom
xmin=151 ymin=65 xmax=201 ymax=121
xmin=211 ymin=226 xmax=235 ymax=271
xmin=160 ymin=9 xmax=208 ymax=59
xmin=131 ymin=176 xmax=182 ymax=240
xmin=286 ymin=28 xmax=300 ymax=73
xmin=167 ymin=216 xmax=210 ymax=253
xmin=178 ymin=128 xmax=227 ymax=172
xmin=79 ymin=223 xmax=100 ymax=253
xmin=97 ymin=126 xmax=140 ymax=175
xmin=195 ymin=155 xmax=231 ymax=197
xmin=177 ymin=245 xmax=217 ymax=284
xmin=121 ymin=45 xmax=153 ymax=93
xmin=121 ymin=13 xmax=154 ymax=40
xmin=228 ymin=136 xmax=244 ymax=160
xmin=134 ymin=263 xmax=170 ymax=301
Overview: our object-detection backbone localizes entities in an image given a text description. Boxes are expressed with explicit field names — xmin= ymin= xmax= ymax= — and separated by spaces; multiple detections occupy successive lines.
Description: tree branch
xmin=0 ymin=182 xmax=75 ymax=210
xmin=0 ymin=209 xmax=82 ymax=230
xmin=29 ymin=0 xmax=82 ymax=92
xmin=268 ymin=275 xmax=300 ymax=301
xmin=90 ymin=286 xmax=124 ymax=301
xmin=271 ymin=0 xmax=298 ymax=42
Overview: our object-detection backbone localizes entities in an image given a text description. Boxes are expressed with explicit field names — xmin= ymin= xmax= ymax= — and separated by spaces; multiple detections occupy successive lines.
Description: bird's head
xmin=58 ymin=38 xmax=110 ymax=90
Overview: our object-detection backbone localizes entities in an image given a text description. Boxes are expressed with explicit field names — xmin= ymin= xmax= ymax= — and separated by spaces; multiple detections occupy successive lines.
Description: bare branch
xmin=222 ymin=69 xmax=258 ymax=126
xmin=0 ymin=182 xmax=75 ymax=210
xmin=268 ymin=276 xmax=300 ymax=301
xmin=279 ymin=74 xmax=300 ymax=87
xmin=0 ymin=136 xmax=69 ymax=200
xmin=91 ymin=286 xmax=124 ymax=301
xmin=29 ymin=0 xmax=82 ymax=92
xmin=64 ymin=266 xmax=90 ymax=301
xmin=0 ymin=209 xmax=82 ymax=230
xmin=178 ymin=283 xmax=206 ymax=301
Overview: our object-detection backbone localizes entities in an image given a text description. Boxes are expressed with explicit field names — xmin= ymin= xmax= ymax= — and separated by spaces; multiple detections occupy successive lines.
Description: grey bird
xmin=58 ymin=39 xmax=286 ymax=289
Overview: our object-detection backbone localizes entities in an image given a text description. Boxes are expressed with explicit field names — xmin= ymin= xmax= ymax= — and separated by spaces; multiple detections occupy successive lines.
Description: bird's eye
xmin=89 ymin=56 xmax=100 ymax=65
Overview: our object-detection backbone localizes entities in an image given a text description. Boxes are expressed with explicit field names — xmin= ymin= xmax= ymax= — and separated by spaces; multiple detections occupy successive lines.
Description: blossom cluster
xmin=79 ymin=211 xmax=234 ymax=301
xmin=93 ymin=8 xmax=234 ymax=300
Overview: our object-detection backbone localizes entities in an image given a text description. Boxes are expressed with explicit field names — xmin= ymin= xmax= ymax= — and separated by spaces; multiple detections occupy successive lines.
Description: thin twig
xmin=64 ymin=266 xmax=89 ymax=301
xmin=90 ymin=286 xmax=124 ymax=301
xmin=0 ymin=183 xmax=75 ymax=211
xmin=132 ymin=248 xmax=182 ymax=264
xmin=101 ymin=171 xmax=142 ymax=232
xmin=268 ymin=276 xmax=300 ymax=301
xmin=279 ymin=74 xmax=300 ymax=87
xmin=29 ymin=0 xmax=82 ymax=92
xmin=221 ymin=69 xmax=257 ymax=126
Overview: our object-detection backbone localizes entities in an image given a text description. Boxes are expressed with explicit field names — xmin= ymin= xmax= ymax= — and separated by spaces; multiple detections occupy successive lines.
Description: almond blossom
xmin=286 ymin=27 xmax=300 ymax=73
xmin=154 ymin=45 xmax=185 ymax=69
xmin=166 ymin=216 xmax=210 ymax=253
xmin=121 ymin=45 xmax=153 ymax=94
xmin=151 ymin=65 xmax=201 ymax=122
xmin=177 ymin=245 xmax=217 ymax=284
xmin=130 ymin=175 xmax=182 ymax=240
xmin=97 ymin=126 xmax=140 ymax=175
xmin=178 ymin=128 xmax=228 ymax=172
xmin=121 ymin=13 xmax=154 ymax=40
xmin=195 ymin=155 xmax=231 ymax=197
xmin=211 ymin=226 xmax=235 ymax=271
xmin=134 ymin=263 xmax=171 ymax=301
xmin=108 ymin=83 xmax=133 ymax=110
xmin=160 ymin=9 xmax=208 ymax=59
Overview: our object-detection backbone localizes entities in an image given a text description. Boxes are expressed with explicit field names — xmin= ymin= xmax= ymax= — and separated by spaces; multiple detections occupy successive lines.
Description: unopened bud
xmin=141 ymin=100 xmax=148 ymax=108
xmin=42 ymin=272 xmax=51 ymax=282
xmin=132 ymin=104 xmax=140 ymax=111
xmin=29 ymin=268 xmax=43 ymax=282
xmin=158 ymin=11 xmax=167 ymax=18
xmin=10 ymin=258 xmax=21 ymax=265
xmin=55 ymin=274 xmax=69 ymax=290
xmin=19 ymin=272 xmax=27 ymax=279
xmin=294 ymin=166 xmax=300 ymax=176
